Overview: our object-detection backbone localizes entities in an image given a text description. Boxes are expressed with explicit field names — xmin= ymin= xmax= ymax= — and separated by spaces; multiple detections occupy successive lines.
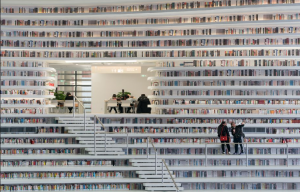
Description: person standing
xmin=231 ymin=122 xmax=245 ymax=155
xmin=136 ymin=94 xmax=151 ymax=113
xmin=217 ymin=121 xmax=231 ymax=154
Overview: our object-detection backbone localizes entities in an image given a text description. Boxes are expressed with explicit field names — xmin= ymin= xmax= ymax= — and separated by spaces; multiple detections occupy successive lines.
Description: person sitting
xmin=109 ymin=94 xmax=118 ymax=113
xmin=65 ymin=92 xmax=74 ymax=113
xmin=137 ymin=94 xmax=151 ymax=113
xmin=125 ymin=95 xmax=136 ymax=113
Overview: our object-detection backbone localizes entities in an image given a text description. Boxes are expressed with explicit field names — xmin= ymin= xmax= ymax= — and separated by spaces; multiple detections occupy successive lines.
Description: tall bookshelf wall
xmin=1 ymin=1 xmax=300 ymax=191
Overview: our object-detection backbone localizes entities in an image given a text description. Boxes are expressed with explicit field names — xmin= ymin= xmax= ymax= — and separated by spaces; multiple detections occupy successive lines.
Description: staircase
xmin=131 ymin=159 xmax=183 ymax=191
xmin=56 ymin=117 xmax=125 ymax=155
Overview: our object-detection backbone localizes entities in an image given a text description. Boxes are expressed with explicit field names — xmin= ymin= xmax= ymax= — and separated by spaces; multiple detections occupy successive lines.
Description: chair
xmin=64 ymin=100 xmax=78 ymax=113
xmin=107 ymin=100 xmax=118 ymax=113
xmin=50 ymin=100 xmax=58 ymax=113
xmin=121 ymin=100 xmax=133 ymax=113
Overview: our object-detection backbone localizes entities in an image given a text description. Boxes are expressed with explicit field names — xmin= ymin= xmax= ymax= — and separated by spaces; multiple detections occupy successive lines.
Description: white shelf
xmin=0 ymin=95 xmax=55 ymax=99
xmin=2 ymin=165 xmax=299 ymax=173
xmin=1 ymin=20 xmax=298 ymax=31
xmin=1 ymin=123 xmax=300 ymax=128
xmin=148 ymin=86 xmax=300 ymax=90
xmin=2 ymin=33 xmax=300 ymax=41
xmin=3 ymin=45 xmax=300 ymax=51
xmin=1 ymin=86 xmax=55 ymax=90
xmin=1 ymin=67 xmax=56 ymax=72
xmin=1 ymin=4 xmax=299 ymax=18
xmin=148 ymin=95 xmax=300 ymax=99
xmin=2 ymin=133 xmax=300 ymax=138
xmin=148 ymin=104 xmax=300 ymax=109
xmin=1 ymin=76 xmax=55 ymax=80
xmin=148 ymin=76 xmax=300 ymax=81
xmin=2 ymin=56 xmax=300 ymax=62
xmin=0 ymin=104 xmax=56 ymax=108
xmin=148 ymin=66 xmax=300 ymax=71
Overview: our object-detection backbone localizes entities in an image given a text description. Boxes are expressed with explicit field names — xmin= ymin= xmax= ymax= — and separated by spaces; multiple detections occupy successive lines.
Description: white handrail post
xmin=246 ymin=143 xmax=248 ymax=167
xmin=162 ymin=160 xmax=164 ymax=183
xmin=286 ymin=143 xmax=289 ymax=167
xmin=155 ymin=150 xmax=157 ymax=175
xmin=126 ymin=133 xmax=129 ymax=155
xmin=84 ymin=109 xmax=86 ymax=131
xmin=205 ymin=143 xmax=207 ymax=167
xmin=94 ymin=116 xmax=96 ymax=156
xmin=105 ymin=132 xmax=107 ymax=152
xmin=72 ymin=96 xmax=75 ymax=117
xmin=147 ymin=137 xmax=149 ymax=159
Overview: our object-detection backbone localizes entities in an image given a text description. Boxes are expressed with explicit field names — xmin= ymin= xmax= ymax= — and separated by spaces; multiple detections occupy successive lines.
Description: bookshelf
xmin=1 ymin=1 xmax=300 ymax=191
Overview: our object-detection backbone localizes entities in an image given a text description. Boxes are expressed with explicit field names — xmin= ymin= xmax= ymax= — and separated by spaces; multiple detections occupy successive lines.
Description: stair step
xmin=79 ymin=141 xmax=115 ymax=144
xmin=139 ymin=175 xmax=175 ymax=179
xmin=76 ymin=137 xmax=113 ymax=140
xmin=88 ymin=151 xmax=125 ymax=155
xmin=145 ymin=187 xmax=183 ymax=191
xmin=132 ymin=163 xmax=163 ymax=167
xmin=69 ymin=131 xmax=105 ymax=134
xmin=143 ymin=183 xmax=181 ymax=187
xmin=130 ymin=159 xmax=162 ymax=163
xmin=56 ymin=118 xmax=91 ymax=120
xmin=58 ymin=120 xmax=95 ymax=123
xmin=136 ymin=171 xmax=172 ymax=175
xmin=66 ymin=127 xmax=103 ymax=130
xmin=85 ymin=148 xmax=123 ymax=151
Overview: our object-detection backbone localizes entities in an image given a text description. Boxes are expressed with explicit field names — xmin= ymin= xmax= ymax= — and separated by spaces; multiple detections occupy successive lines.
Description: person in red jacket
xmin=217 ymin=121 xmax=231 ymax=154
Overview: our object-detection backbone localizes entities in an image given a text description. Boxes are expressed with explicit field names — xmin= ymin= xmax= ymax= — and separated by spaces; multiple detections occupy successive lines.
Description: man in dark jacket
xmin=231 ymin=122 xmax=245 ymax=155
xmin=137 ymin=94 xmax=151 ymax=113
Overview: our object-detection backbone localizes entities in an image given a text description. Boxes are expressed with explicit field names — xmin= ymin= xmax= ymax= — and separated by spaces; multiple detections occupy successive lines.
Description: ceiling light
xmin=66 ymin=60 xmax=137 ymax=63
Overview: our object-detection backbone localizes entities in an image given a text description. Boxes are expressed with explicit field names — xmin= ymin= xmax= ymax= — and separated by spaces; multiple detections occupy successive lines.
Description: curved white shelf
xmin=2 ymin=45 xmax=300 ymax=51
xmin=0 ymin=104 xmax=56 ymax=108
xmin=148 ymin=76 xmax=300 ymax=81
xmin=148 ymin=86 xmax=300 ymax=90
xmin=1 ymin=20 xmax=298 ymax=31
xmin=2 ymin=33 xmax=300 ymax=41
xmin=1 ymin=76 xmax=55 ymax=80
xmin=148 ymin=95 xmax=300 ymax=99
xmin=1 ymin=86 xmax=55 ymax=90
xmin=148 ymin=104 xmax=300 ymax=109
xmin=2 ymin=56 xmax=300 ymax=62
xmin=1 ymin=67 xmax=56 ymax=72
xmin=1 ymin=4 xmax=299 ymax=19
xmin=148 ymin=66 xmax=300 ymax=71
xmin=0 ymin=95 xmax=55 ymax=99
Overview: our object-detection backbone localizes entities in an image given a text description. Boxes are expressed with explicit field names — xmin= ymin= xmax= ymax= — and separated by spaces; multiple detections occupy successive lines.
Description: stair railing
xmin=162 ymin=159 xmax=179 ymax=192
xmin=93 ymin=115 xmax=107 ymax=156
xmin=73 ymin=96 xmax=87 ymax=131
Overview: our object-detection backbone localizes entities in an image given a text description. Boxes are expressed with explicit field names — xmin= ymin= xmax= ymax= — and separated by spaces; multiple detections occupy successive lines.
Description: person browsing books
xmin=217 ymin=121 xmax=231 ymax=155
xmin=231 ymin=122 xmax=245 ymax=155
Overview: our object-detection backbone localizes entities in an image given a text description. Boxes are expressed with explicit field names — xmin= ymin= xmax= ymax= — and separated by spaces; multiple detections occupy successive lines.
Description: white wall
xmin=91 ymin=66 xmax=154 ymax=113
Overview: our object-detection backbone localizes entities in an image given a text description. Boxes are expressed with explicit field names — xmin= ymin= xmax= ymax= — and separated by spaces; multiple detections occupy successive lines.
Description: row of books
xmin=0 ymin=184 xmax=133 ymax=191
xmin=1 ymin=108 xmax=47 ymax=114
xmin=1 ymin=61 xmax=46 ymax=67
xmin=3 ymin=38 xmax=300 ymax=48
xmin=1 ymin=12 xmax=297 ymax=27
xmin=1 ymin=71 xmax=47 ymax=77
xmin=157 ymin=59 xmax=300 ymax=67
xmin=155 ymin=108 xmax=300 ymax=115
xmin=1 ymin=99 xmax=48 ymax=105
xmin=153 ymin=80 xmax=300 ymax=86
xmin=2 ymin=0 xmax=299 ymax=14
xmin=1 ymin=118 xmax=47 ymax=124
xmin=0 ymin=160 xmax=113 ymax=167
xmin=1 ymin=171 xmax=127 ymax=179
xmin=2 ymin=27 xmax=299 ymax=38
xmin=1 ymin=80 xmax=54 ymax=86
xmin=165 ymin=118 xmax=300 ymax=124
xmin=1 ymin=138 xmax=75 ymax=144
xmin=0 ymin=90 xmax=54 ymax=96
xmin=1 ymin=149 xmax=81 ymax=155
xmin=152 ymin=89 xmax=300 ymax=96
xmin=151 ymin=99 xmax=300 ymax=105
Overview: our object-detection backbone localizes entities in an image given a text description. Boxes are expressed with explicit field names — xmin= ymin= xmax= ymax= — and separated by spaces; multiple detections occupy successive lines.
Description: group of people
xmin=109 ymin=94 xmax=151 ymax=114
xmin=218 ymin=121 xmax=245 ymax=155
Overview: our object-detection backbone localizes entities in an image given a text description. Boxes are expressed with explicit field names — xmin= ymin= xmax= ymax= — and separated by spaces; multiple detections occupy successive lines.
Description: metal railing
xmin=73 ymin=95 xmax=86 ymax=131
xmin=93 ymin=115 xmax=107 ymax=156
xmin=162 ymin=159 xmax=180 ymax=192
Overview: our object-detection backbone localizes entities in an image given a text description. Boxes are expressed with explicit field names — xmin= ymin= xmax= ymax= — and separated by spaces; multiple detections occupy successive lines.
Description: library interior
xmin=1 ymin=0 xmax=300 ymax=191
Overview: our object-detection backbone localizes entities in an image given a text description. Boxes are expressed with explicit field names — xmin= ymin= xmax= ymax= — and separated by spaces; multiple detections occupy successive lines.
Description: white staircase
xmin=56 ymin=117 xmax=125 ymax=155
xmin=130 ymin=159 xmax=183 ymax=191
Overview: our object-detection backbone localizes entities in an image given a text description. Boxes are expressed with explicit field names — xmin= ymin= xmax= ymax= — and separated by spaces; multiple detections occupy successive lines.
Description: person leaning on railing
xmin=231 ymin=121 xmax=246 ymax=155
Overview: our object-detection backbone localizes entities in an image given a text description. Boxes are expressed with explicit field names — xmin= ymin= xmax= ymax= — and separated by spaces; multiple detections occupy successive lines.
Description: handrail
xmin=93 ymin=115 xmax=106 ymax=156
xmin=73 ymin=95 xmax=86 ymax=131
xmin=162 ymin=159 xmax=179 ymax=192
